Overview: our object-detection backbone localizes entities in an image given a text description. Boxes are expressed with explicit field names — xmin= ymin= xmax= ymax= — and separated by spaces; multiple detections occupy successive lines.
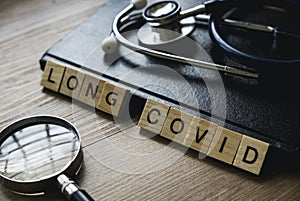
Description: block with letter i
xmin=138 ymin=99 xmax=170 ymax=134
xmin=40 ymin=61 xmax=65 ymax=92
xmin=233 ymin=135 xmax=269 ymax=175
xmin=208 ymin=127 xmax=242 ymax=165
xmin=97 ymin=82 xmax=128 ymax=116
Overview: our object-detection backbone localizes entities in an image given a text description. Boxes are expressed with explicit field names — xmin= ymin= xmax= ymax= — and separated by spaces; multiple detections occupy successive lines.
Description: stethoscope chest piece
xmin=137 ymin=1 xmax=195 ymax=46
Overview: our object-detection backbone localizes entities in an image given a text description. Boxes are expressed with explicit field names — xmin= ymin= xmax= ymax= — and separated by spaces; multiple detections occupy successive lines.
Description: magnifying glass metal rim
xmin=0 ymin=115 xmax=83 ymax=195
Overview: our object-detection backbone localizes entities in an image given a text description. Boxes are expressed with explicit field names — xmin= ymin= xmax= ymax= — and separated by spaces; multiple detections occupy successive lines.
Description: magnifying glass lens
xmin=0 ymin=124 xmax=79 ymax=182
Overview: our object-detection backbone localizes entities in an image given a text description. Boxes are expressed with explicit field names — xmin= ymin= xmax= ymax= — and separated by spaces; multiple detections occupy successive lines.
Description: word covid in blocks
xmin=138 ymin=99 xmax=269 ymax=175
xmin=40 ymin=61 xmax=128 ymax=116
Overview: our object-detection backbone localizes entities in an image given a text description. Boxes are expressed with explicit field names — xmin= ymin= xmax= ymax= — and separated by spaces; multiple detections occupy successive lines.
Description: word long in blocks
xmin=40 ymin=61 xmax=128 ymax=116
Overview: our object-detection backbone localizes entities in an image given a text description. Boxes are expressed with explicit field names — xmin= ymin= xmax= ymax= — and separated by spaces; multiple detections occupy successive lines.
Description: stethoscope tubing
xmin=208 ymin=5 xmax=300 ymax=67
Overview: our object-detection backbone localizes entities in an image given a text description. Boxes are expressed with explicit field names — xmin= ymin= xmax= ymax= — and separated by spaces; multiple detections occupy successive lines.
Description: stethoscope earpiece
xmin=131 ymin=0 xmax=147 ymax=9
xmin=102 ymin=35 xmax=119 ymax=54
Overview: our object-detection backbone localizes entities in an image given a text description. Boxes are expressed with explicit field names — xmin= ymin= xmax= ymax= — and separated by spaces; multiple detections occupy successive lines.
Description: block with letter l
xmin=40 ymin=61 xmax=65 ymax=92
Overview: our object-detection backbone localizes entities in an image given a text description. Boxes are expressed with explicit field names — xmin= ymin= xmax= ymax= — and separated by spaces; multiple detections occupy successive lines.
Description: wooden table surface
xmin=1 ymin=0 xmax=300 ymax=200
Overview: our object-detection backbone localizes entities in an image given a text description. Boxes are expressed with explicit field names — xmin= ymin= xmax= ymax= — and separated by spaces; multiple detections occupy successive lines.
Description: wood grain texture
xmin=1 ymin=0 xmax=300 ymax=200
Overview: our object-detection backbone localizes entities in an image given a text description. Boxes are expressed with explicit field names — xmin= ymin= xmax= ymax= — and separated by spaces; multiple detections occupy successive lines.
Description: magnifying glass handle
xmin=57 ymin=174 xmax=95 ymax=201
xmin=68 ymin=189 xmax=95 ymax=201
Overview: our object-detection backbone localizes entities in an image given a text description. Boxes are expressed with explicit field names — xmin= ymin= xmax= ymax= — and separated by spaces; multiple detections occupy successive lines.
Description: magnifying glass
xmin=0 ymin=115 xmax=94 ymax=201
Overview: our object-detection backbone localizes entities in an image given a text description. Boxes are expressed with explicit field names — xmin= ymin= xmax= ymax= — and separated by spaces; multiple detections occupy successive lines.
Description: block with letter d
xmin=233 ymin=135 xmax=269 ymax=175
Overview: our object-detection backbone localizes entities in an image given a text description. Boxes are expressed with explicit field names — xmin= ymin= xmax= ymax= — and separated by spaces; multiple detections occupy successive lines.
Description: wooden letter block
xmin=208 ymin=127 xmax=242 ymax=164
xmin=97 ymin=82 xmax=128 ymax=116
xmin=160 ymin=108 xmax=193 ymax=144
xmin=137 ymin=99 xmax=170 ymax=134
xmin=40 ymin=61 xmax=65 ymax=92
xmin=59 ymin=67 xmax=85 ymax=99
xmin=78 ymin=73 xmax=105 ymax=107
xmin=185 ymin=117 xmax=218 ymax=154
xmin=233 ymin=135 xmax=269 ymax=175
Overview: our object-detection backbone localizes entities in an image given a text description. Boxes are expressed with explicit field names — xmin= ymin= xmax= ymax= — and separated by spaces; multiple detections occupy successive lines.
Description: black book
xmin=39 ymin=0 xmax=300 ymax=157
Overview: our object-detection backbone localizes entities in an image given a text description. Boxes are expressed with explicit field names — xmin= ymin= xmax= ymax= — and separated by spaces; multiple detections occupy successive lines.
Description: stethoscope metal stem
xmin=196 ymin=15 xmax=275 ymax=33
xmin=112 ymin=3 xmax=258 ymax=78
xmin=179 ymin=4 xmax=205 ymax=20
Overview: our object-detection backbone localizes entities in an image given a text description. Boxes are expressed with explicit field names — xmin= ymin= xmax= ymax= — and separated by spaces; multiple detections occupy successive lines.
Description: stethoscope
xmin=101 ymin=0 xmax=300 ymax=79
